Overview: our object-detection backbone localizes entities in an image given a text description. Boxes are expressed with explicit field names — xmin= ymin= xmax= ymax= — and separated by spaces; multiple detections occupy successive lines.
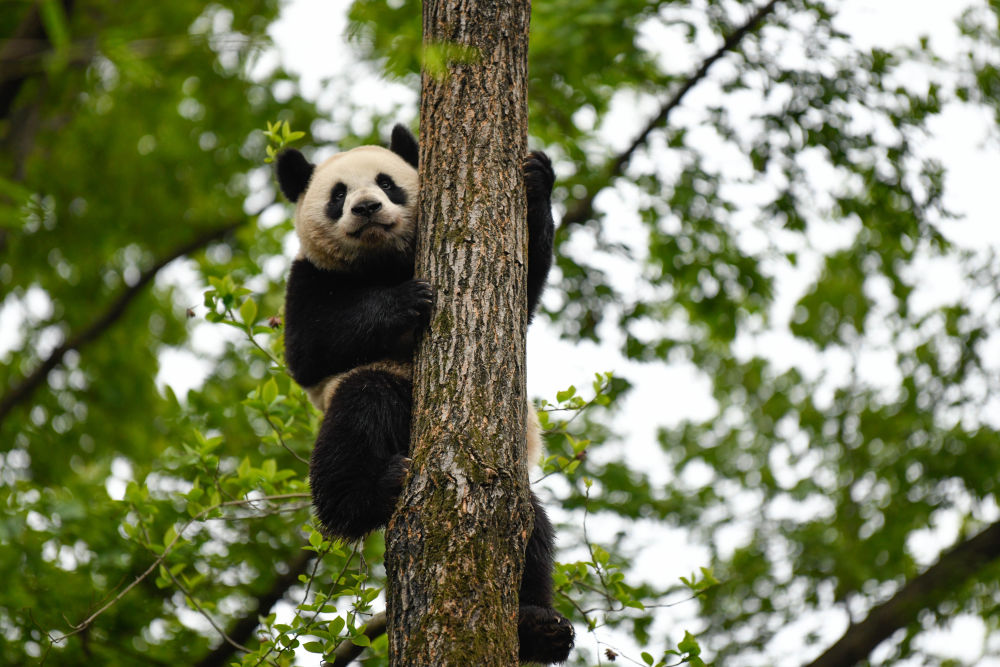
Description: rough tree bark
xmin=384 ymin=1 xmax=533 ymax=665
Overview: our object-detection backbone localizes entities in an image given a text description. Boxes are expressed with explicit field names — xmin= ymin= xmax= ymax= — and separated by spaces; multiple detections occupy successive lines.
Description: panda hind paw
xmin=518 ymin=605 xmax=574 ymax=664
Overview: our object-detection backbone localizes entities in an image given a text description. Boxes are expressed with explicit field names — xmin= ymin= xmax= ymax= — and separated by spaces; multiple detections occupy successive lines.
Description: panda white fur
xmin=276 ymin=124 xmax=573 ymax=664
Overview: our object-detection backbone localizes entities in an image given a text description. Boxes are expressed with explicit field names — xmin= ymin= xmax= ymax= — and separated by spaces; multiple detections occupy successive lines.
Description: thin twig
xmin=49 ymin=493 xmax=309 ymax=643
xmin=194 ymin=550 xmax=316 ymax=667
xmin=532 ymin=377 xmax=611 ymax=483
xmin=252 ymin=542 xmax=361 ymax=667
xmin=596 ymin=640 xmax=662 ymax=667
xmin=561 ymin=588 xmax=596 ymax=625
xmin=263 ymin=414 xmax=308 ymax=465
xmin=223 ymin=305 xmax=286 ymax=371
xmin=200 ymin=503 xmax=310 ymax=520
xmin=167 ymin=568 xmax=252 ymax=655
xmin=532 ymin=450 xmax=587 ymax=485
xmin=582 ymin=485 xmax=614 ymax=611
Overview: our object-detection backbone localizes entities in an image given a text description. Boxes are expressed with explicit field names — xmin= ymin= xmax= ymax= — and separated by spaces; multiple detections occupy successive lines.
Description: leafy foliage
xmin=4 ymin=0 xmax=1000 ymax=665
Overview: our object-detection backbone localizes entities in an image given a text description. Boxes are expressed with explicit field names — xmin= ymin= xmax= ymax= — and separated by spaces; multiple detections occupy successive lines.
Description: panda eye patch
xmin=376 ymin=173 xmax=408 ymax=207
xmin=325 ymin=183 xmax=348 ymax=221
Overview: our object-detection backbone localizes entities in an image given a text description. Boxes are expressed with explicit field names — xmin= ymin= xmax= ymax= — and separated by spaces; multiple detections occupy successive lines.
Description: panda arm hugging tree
xmin=276 ymin=125 xmax=573 ymax=664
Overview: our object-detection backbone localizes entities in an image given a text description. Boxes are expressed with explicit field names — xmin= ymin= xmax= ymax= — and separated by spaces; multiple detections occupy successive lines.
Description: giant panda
xmin=276 ymin=124 xmax=574 ymax=664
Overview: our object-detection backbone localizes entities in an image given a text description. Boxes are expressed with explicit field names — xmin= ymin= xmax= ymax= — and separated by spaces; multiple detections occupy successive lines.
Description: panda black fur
xmin=276 ymin=124 xmax=573 ymax=664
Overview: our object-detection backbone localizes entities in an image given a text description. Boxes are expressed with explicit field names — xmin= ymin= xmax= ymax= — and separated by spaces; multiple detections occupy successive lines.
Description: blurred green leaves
xmin=4 ymin=0 xmax=1000 ymax=665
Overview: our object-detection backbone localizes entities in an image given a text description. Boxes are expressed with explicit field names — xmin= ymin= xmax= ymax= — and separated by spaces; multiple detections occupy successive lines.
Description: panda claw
xmin=383 ymin=454 xmax=411 ymax=495
xmin=397 ymin=279 xmax=434 ymax=327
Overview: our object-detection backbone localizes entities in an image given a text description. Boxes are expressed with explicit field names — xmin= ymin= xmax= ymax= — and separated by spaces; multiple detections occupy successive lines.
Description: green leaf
xmin=678 ymin=631 xmax=701 ymax=655
xmin=239 ymin=297 xmax=258 ymax=327
xmin=302 ymin=641 xmax=325 ymax=653
xmin=0 ymin=176 xmax=32 ymax=202
xmin=556 ymin=386 xmax=577 ymax=403
xmin=421 ymin=41 xmax=482 ymax=79
xmin=262 ymin=378 xmax=279 ymax=404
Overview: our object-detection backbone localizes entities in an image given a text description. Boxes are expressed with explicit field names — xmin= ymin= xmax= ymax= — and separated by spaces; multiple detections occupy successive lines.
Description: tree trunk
xmin=384 ymin=1 xmax=533 ymax=666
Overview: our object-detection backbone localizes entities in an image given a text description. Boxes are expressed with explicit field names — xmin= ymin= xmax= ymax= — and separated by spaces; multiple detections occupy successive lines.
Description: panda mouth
xmin=349 ymin=221 xmax=396 ymax=240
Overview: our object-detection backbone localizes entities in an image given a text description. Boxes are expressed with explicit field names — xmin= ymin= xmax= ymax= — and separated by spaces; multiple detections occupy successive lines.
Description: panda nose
xmin=351 ymin=200 xmax=382 ymax=218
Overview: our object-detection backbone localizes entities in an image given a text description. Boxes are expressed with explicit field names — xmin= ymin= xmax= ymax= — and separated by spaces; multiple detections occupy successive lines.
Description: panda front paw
xmin=382 ymin=455 xmax=411 ymax=495
xmin=396 ymin=279 xmax=434 ymax=328
xmin=518 ymin=605 xmax=574 ymax=664
xmin=523 ymin=151 xmax=555 ymax=199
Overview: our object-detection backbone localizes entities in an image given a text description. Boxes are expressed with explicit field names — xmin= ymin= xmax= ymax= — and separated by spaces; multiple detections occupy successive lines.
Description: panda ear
xmin=390 ymin=124 xmax=419 ymax=168
xmin=275 ymin=148 xmax=315 ymax=203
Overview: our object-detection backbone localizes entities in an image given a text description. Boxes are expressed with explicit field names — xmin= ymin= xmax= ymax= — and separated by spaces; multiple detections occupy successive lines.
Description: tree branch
xmin=560 ymin=0 xmax=784 ymax=228
xmin=325 ymin=612 xmax=388 ymax=667
xmin=0 ymin=219 xmax=243 ymax=427
xmin=194 ymin=551 xmax=316 ymax=667
xmin=803 ymin=520 xmax=1000 ymax=667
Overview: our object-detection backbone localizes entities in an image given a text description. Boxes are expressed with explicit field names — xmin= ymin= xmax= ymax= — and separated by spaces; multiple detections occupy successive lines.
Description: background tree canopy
xmin=3 ymin=0 xmax=1000 ymax=665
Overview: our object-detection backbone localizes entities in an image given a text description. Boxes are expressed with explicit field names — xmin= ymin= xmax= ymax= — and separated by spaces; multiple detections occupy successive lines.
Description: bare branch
xmin=804 ymin=520 xmax=1000 ymax=667
xmin=0 ymin=219 xmax=244 ymax=426
xmin=560 ymin=0 xmax=784 ymax=229
xmin=168 ymin=570 xmax=253 ymax=657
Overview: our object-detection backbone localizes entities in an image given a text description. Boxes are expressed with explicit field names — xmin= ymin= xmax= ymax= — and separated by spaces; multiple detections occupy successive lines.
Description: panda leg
xmin=518 ymin=491 xmax=574 ymax=664
xmin=523 ymin=151 xmax=555 ymax=322
xmin=309 ymin=368 xmax=411 ymax=540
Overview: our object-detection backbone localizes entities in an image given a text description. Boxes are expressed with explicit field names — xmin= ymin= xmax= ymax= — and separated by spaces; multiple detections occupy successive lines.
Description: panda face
xmin=292 ymin=146 xmax=418 ymax=273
